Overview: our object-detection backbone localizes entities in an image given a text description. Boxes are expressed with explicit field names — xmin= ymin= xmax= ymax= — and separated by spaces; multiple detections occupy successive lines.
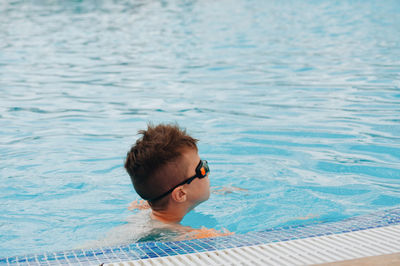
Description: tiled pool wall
xmin=2 ymin=207 xmax=400 ymax=265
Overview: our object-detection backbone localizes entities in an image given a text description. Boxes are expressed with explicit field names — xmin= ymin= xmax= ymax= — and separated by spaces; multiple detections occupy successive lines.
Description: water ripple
xmin=1 ymin=0 xmax=400 ymax=257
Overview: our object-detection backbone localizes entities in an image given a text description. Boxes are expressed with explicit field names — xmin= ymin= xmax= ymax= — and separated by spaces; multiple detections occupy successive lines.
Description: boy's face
xmin=180 ymin=148 xmax=210 ymax=207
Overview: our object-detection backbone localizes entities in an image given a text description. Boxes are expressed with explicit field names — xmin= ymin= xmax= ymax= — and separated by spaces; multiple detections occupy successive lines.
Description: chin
xmin=202 ymin=192 xmax=210 ymax=202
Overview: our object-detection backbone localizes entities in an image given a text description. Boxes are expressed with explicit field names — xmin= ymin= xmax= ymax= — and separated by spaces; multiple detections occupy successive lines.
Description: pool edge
xmin=2 ymin=207 xmax=400 ymax=265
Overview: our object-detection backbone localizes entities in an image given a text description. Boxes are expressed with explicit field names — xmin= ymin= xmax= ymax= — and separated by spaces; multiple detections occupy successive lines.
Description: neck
xmin=150 ymin=203 xmax=189 ymax=223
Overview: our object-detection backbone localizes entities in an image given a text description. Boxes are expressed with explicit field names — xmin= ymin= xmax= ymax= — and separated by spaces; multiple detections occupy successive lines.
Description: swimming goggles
xmin=149 ymin=160 xmax=209 ymax=202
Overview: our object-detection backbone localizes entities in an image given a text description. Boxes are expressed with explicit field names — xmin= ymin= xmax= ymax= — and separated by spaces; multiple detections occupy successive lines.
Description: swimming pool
xmin=1 ymin=0 xmax=400 ymax=258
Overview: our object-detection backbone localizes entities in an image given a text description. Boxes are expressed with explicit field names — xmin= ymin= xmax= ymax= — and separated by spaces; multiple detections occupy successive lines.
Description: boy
xmin=124 ymin=123 xmax=231 ymax=240
xmin=124 ymin=123 xmax=210 ymax=224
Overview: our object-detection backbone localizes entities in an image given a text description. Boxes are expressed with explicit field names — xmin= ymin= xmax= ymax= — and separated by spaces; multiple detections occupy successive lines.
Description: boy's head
xmin=125 ymin=123 xmax=210 ymax=211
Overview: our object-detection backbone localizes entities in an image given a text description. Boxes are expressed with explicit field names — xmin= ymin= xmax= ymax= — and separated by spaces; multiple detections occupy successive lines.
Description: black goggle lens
xmin=197 ymin=160 xmax=209 ymax=178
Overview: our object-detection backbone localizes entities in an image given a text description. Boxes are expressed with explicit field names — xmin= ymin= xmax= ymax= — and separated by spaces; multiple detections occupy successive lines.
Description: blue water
xmin=1 ymin=0 xmax=400 ymax=257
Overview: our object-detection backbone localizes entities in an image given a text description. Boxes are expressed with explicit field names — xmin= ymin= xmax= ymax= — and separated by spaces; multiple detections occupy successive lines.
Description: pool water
xmin=1 ymin=0 xmax=400 ymax=258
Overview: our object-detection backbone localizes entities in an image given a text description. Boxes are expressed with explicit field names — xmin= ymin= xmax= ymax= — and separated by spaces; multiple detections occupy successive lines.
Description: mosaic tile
xmin=2 ymin=207 xmax=400 ymax=265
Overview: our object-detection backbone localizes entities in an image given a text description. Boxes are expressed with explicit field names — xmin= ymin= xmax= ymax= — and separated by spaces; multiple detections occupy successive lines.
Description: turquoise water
xmin=1 ymin=0 xmax=400 ymax=257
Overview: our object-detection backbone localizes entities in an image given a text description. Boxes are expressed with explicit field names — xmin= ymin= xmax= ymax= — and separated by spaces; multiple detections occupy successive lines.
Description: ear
xmin=171 ymin=186 xmax=187 ymax=203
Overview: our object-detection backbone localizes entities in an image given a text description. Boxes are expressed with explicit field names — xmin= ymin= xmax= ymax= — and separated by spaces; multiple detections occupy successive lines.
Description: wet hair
xmin=124 ymin=123 xmax=198 ymax=209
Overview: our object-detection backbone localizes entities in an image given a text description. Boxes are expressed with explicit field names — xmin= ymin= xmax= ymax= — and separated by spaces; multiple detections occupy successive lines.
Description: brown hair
xmin=124 ymin=123 xmax=198 ymax=209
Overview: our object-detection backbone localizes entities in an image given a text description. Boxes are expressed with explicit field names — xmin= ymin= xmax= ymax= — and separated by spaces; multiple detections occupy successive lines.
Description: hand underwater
xmin=127 ymin=199 xmax=150 ymax=211
xmin=180 ymin=227 xmax=234 ymax=240
xmin=191 ymin=227 xmax=234 ymax=239
xmin=212 ymin=185 xmax=248 ymax=195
